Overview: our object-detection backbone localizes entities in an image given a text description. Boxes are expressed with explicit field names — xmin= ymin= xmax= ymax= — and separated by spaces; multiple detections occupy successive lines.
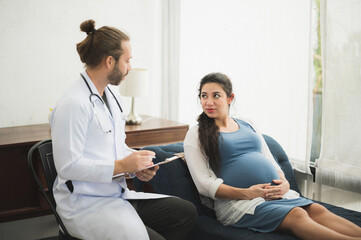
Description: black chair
xmin=27 ymin=139 xmax=79 ymax=240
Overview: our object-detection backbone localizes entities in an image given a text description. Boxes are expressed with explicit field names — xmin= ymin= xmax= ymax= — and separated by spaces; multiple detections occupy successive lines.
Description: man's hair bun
xmin=80 ymin=19 xmax=96 ymax=35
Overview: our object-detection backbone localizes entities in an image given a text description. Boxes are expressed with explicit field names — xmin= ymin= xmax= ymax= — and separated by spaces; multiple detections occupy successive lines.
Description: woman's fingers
xmin=257 ymin=183 xmax=271 ymax=188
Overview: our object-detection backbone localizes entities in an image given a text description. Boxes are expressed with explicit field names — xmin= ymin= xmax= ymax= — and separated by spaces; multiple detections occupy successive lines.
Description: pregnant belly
xmin=220 ymin=152 xmax=279 ymax=188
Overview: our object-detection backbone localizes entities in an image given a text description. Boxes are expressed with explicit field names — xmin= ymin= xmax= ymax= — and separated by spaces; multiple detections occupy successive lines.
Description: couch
xmin=133 ymin=135 xmax=361 ymax=240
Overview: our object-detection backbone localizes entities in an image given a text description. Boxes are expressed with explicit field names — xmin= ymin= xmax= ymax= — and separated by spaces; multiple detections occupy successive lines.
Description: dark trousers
xmin=129 ymin=197 xmax=198 ymax=240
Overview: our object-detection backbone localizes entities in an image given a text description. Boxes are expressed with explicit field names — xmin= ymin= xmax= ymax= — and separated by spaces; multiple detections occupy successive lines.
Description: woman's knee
xmin=288 ymin=207 xmax=309 ymax=220
xmin=304 ymin=203 xmax=329 ymax=219
xmin=279 ymin=207 xmax=310 ymax=232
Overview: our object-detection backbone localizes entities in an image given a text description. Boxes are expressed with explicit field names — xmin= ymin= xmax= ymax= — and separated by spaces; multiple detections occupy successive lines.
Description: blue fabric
xmin=219 ymin=119 xmax=279 ymax=188
xmin=133 ymin=135 xmax=361 ymax=240
xmin=233 ymin=198 xmax=313 ymax=232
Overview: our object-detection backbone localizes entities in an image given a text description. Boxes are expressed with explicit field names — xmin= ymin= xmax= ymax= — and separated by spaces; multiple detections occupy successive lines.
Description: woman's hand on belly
xmin=216 ymin=183 xmax=273 ymax=200
xmin=245 ymin=183 xmax=272 ymax=200
xmin=264 ymin=177 xmax=290 ymax=200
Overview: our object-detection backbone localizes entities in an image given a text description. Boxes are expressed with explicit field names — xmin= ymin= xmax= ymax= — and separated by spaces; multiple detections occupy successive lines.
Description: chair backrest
xmin=27 ymin=139 xmax=74 ymax=239
xmin=37 ymin=140 xmax=56 ymax=204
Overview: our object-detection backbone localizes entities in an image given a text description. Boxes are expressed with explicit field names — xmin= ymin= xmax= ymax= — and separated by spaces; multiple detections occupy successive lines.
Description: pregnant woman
xmin=184 ymin=72 xmax=361 ymax=239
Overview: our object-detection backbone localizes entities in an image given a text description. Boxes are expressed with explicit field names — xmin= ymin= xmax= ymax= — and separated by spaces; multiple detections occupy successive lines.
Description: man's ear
xmin=104 ymin=56 xmax=114 ymax=70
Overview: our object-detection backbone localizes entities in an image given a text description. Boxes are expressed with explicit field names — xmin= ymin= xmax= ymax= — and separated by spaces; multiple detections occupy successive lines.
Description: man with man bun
xmin=50 ymin=19 xmax=197 ymax=240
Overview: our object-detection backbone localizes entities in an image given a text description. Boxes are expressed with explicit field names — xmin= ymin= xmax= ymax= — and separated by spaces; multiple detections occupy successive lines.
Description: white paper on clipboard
xmin=112 ymin=154 xmax=182 ymax=179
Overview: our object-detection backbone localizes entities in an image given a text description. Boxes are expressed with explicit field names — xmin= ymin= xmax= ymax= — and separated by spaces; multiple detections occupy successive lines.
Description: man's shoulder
xmin=56 ymin=80 xmax=89 ymax=109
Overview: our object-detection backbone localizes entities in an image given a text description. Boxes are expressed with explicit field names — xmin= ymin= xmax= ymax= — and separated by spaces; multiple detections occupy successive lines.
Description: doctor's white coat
xmin=51 ymin=72 xmax=166 ymax=240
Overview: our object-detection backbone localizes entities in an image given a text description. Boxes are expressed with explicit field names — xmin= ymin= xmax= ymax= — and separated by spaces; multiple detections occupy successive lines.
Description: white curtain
xmin=315 ymin=0 xmax=361 ymax=211
xmin=160 ymin=0 xmax=181 ymax=121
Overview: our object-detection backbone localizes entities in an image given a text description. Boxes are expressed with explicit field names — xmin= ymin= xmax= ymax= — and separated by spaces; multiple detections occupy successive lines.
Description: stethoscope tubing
xmin=80 ymin=73 xmax=123 ymax=113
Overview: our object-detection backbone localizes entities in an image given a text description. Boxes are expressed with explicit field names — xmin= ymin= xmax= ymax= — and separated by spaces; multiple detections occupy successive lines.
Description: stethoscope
xmin=80 ymin=73 xmax=125 ymax=134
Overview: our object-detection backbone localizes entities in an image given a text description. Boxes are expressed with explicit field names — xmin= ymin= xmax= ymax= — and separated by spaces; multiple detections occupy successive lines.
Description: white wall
xmin=178 ymin=0 xmax=311 ymax=162
xmin=0 ymin=0 xmax=163 ymax=128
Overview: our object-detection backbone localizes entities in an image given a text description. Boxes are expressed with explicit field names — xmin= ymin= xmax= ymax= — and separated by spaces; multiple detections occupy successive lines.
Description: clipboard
xmin=112 ymin=153 xmax=183 ymax=179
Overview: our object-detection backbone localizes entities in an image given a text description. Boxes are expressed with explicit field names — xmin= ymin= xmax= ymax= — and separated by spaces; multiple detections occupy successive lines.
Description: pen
xmin=127 ymin=147 xmax=156 ymax=158
xmin=127 ymin=147 xmax=137 ymax=153
xmin=112 ymin=148 xmax=158 ymax=178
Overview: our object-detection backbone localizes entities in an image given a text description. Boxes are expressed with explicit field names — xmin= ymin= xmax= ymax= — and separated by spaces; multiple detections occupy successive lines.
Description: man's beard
xmin=108 ymin=66 xmax=126 ymax=86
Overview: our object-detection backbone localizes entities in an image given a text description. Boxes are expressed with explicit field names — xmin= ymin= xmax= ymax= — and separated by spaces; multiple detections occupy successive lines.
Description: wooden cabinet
xmin=124 ymin=116 xmax=189 ymax=148
xmin=0 ymin=116 xmax=188 ymax=222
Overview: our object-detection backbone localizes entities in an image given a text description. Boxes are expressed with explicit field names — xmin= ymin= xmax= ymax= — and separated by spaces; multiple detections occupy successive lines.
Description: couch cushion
xmin=262 ymin=135 xmax=301 ymax=194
